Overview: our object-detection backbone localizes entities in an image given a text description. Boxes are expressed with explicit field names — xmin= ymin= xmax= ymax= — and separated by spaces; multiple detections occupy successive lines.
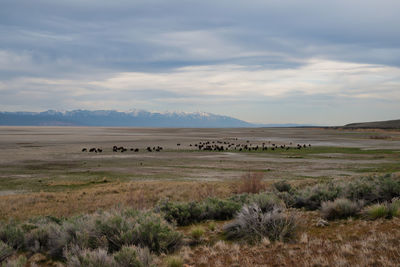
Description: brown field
xmin=1 ymin=126 xmax=400 ymax=266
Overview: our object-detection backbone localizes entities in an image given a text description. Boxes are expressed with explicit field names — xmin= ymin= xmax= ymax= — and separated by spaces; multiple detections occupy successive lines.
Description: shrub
xmin=24 ymin=222 xmax=69 ymax=258
xmin=237 ymin=172 xmax=265 ymax=194
xmin=1 ymin=255 xmax=27 ymax=267
xmin=190 ymin=226 xmax=205 ymax=241
xmin=363 ymin=202 xmax=399 ymax=220
xmin=84 ymin=209 xmax=182 ymax=254
xmin=208 ymin=221 xmax=216 ymax=231
xmin=341 ymin=178 xmax=378 ymax=203
xmin=130 ymin=211 xmax=182 ymax=254
xmin=363 ymin=204 xmax=388 ymax=220
xmin=376 ymin=175 xmax=400 ymax=202
xmin=223 ymin=204 xmax=297 ymax=243
xmin=249 ymin=192 xmax=285 ymax=213
xmin=273 ymin=180 xmax=292 ymax=192
xmin=320 ymin=198 xmax=363 ymax=220
xmin=113 ymin=246 xmax=154 ymax=267
xmin=156 ymin=198 xmax=241 ymax=226
xmin=64 ymin=246 xmax=117 ymax=267
xmin=156 ymin=200 xmax=204 ymax=226
xmin=157 ymin=193 xmax=285 ymax=227
xmin=165 ymin=256 xmax=183 ymax=267
xmin=201 ymin=198 xmax=241 ymax=221
xmin=391 ymin=197 xmax=400 ymax=214
xmin=0 ymin=223 xmax=25 ymax=250
xmin=0 ymin=241 xmax=14 ymax=263
xmin=227 ymin=193 xmax=251 ymax=205
xmin=0 ymin=209 xmax=182 ymax=260
xmin=276 ymin=191 xmax=296 ymax=207
xmin=57 ymin=214 xmax=109 ymax=252
xmin=291 ymin=175 xmax=400 ymax=210
xmin=342 ymin=175 xmax=400 ymax=204
xmin=294 ymin=183 xmax=341 ymax=210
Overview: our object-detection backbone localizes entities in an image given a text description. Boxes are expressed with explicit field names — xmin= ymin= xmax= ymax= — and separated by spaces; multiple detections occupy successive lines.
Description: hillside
xmin=344 ymin=119 xmax=400 ymax=129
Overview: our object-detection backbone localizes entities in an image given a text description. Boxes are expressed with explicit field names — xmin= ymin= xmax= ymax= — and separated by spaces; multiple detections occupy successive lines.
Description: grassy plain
xmin=0 ymin=126 xmax=400 ymax=266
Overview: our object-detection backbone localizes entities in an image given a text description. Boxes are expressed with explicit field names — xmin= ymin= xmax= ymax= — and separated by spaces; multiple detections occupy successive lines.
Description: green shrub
xmin=201 ymin=198 xmax=241 ymax=221
xmin=81 ymin=209 xmax=182 ymax=254
xmin=113 ymin=246 xmax=153 ymax=267
xmin=342 ymin=175 xmax=400 ymax=204
xmin=190 ymin=226 xmax=205 ymax=241
xmin=227 ymin=193 xmax=251 ymax=205
xmin=156 ymin=200 xmax=204 ymax=226
xmin=320 ymin=198 xmax=363 ymax=220
xmin=156 ymin=198 xmax=241 ymax=226
xmin=64 ymin=246 xmax=117 ymax=267
xmin=376 ymin=175 xmax=400 ymax=202
xmin=208 ymin=221 xmax=216 ymax=231
xmin=291 ymin=175 xmax=400 ymax=211
xmin=0 ymin=209 xmax=182 ymax=260
xmin=223 ymin=204 xmax=297 ymax=243
xmin=130 ymin=211 xmax=182 ymax=254
xmin=363 ymin=204 xmax=388 ymax=220
xmin=273 ymin=180 xmax=292 ymax=192
xmin=0 ymin=223 xmax=25 ymax=250
xmin=294 ymin=183 xmax=341 ymax=210
xmin=363 ymin=202 xmax=399 ymax=220
xmin=157 ymin=193 xmax=284 ymax=227
xmin=341 ymin=178 xmax=378 ymax=203
xmin=165 ymin=256 xmax=183 ymax=267
xmin=0 ymin=241 xmax=14 ymax=263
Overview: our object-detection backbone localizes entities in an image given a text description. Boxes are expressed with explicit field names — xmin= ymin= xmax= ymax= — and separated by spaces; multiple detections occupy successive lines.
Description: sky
xmin=1 ymin=0 xmax=400 ymax=125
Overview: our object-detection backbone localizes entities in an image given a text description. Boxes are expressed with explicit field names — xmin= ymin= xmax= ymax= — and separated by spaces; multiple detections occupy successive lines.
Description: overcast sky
xmin=1 ymin=0 xmax=400 ymax=125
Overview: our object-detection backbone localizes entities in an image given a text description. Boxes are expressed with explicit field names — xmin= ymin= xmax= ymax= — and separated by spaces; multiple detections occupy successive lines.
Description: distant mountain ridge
xmin=0 ymin=109 xmax=256 ymax=127
xmin=344 ymin=119 xmax=400 ymax=129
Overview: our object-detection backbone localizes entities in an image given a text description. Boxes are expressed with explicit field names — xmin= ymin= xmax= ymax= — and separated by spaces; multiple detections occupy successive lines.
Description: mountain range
xmin=0 ymin=110 xmax=314 ymax=127
xmin=0 ymin=110 xmax=250 ymax=127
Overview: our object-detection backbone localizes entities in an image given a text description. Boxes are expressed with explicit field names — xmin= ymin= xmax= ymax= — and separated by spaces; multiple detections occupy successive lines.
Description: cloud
xmin=2 ymin=59 xmax=399 ymax=111
xmin=86 ymin=59 xmax=400 ymax=100
xmin=0 ymin=0 xmax=400 ymax=123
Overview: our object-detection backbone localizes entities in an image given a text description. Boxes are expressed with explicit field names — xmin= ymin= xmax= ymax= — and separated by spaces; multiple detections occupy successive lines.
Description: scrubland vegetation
xmin=0 ymin=173 xmax=399 ymax=266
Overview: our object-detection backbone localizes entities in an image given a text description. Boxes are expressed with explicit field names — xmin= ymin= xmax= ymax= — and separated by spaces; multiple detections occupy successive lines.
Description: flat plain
xmin=1 ymin=126 xmax=400 ymax=217
xmin=0 ymin=126 xmax=400 ymax=266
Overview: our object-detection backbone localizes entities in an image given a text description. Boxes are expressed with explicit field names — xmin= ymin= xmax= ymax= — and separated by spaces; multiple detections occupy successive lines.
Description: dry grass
xmin=0 ymin=181 xmax=236 ymax=221
xmin=237 ymin=172 xmax=266 ymax=194
xmin=176 ymin=216 xmax=400 ymax=267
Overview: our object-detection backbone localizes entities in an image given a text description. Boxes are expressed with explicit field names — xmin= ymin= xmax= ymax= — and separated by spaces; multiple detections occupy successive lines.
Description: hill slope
xmin=344 ymin=119 xmax=400 ymax=129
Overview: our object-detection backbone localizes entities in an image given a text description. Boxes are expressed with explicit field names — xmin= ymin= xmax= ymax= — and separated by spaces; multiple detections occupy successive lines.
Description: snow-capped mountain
xmin=0 ymin=109 xmax=255 ymax=127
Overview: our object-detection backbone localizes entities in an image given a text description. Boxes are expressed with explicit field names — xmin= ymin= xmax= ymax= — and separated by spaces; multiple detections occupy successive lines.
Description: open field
xmin=0 ymin=126 xmax=400 ymax=266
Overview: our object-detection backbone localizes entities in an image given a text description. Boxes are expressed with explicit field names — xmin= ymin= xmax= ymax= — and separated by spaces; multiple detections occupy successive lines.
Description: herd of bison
xmin=81 ymin=140 xmax=311 ymax=153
